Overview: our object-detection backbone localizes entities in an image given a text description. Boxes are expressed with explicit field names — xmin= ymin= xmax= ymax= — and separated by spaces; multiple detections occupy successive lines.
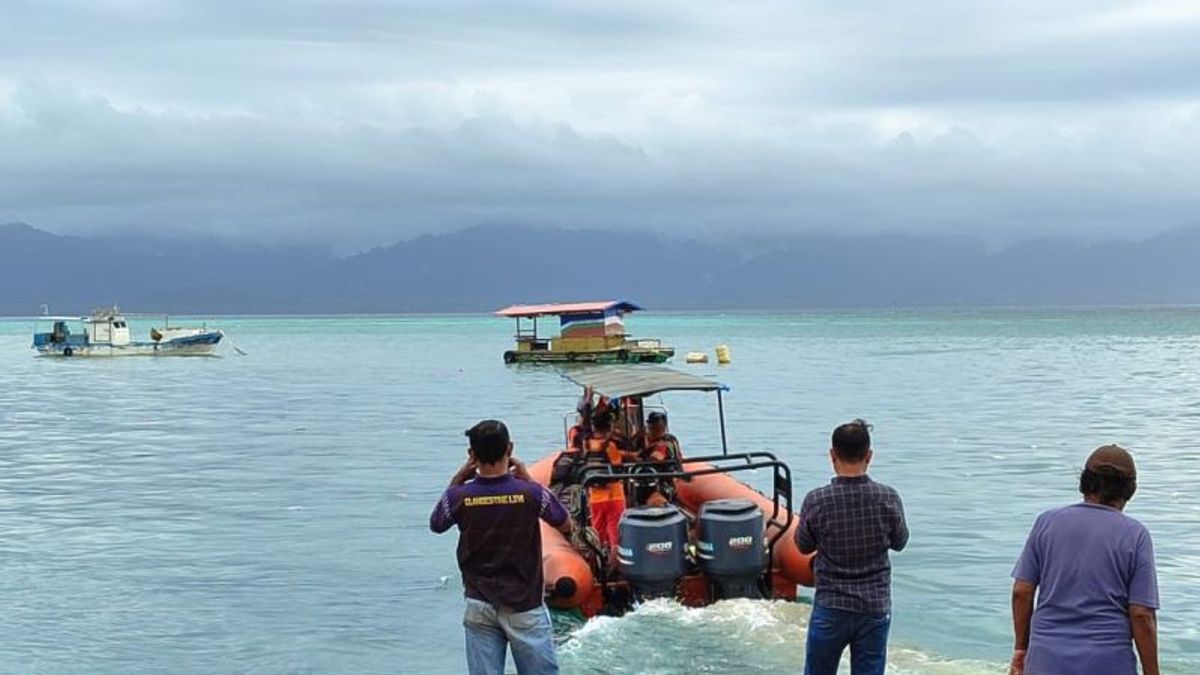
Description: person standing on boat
xmin=1008 ymin=445 xmax=1160 ymax=675
xmin=583 ymin=411 xmax=631 ymax=558
xmin=795 ymin=419 xmax=908 ymax=675
xmin=429 ymin=420 xmax=573 ymax=675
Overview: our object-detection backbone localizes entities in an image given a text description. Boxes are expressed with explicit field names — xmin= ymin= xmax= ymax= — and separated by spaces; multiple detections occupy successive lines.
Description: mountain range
xmin=2 ymin=222 xmax=1198 ymax=315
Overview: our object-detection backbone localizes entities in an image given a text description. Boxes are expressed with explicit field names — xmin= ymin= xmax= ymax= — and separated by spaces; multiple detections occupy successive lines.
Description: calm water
xmin=1 ymin=309 xmax=1198 ymax=674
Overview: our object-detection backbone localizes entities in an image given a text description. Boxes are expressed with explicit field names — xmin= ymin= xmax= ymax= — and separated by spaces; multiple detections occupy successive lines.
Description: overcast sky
xmin=2 ymin=1 xmax=1199 ymax=251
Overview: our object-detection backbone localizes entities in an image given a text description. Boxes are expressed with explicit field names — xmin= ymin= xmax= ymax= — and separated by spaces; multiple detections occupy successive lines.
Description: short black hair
xmin=832 ymin=419 xmax=872 ymax=463
xmin=591 ymin=410 xmax=612 ymax=433
xmin=647 ymin=411 xmax=668 ymax=424
xmin=1079 ymin=467 xmax=1136 ymax=505
xmin=466 ymin=420 xmax=510 ymax=464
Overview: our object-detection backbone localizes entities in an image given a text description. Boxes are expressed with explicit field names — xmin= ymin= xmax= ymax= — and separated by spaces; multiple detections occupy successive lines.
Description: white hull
xmin=36 ymin=338 xmax=222 ymax=358
xmin=33 ymin=309 xmax=225 ymax=358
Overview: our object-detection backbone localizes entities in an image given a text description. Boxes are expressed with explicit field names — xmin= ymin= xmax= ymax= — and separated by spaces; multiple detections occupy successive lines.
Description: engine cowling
xmin=697 ymin=499 xmax=767 ymax=599
xmin=617 ymin=505 xmax=688 ymax=599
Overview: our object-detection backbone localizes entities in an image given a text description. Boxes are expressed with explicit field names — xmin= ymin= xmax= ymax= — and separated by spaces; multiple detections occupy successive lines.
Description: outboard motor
xmin=697 ymin=499 xmax=767 ymax=599
xmin=617 ymin=505 xmax=688 ymax=599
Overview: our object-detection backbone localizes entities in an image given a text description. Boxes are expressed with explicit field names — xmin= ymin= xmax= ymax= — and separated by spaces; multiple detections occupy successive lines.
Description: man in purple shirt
xmin=1010 ymin=445 xmax=1160 ymax=675
xmin=430 ymin=420 xmax=573 ymax=675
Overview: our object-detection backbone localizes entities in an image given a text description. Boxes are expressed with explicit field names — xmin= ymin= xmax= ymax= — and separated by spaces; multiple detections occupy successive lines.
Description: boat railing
xmin=573 ymin=450 xmax=795 ymax=594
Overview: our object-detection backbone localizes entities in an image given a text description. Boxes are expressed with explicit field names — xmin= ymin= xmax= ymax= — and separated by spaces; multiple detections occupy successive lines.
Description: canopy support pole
xmin=717 ymin=389 xmax=728 ymax=456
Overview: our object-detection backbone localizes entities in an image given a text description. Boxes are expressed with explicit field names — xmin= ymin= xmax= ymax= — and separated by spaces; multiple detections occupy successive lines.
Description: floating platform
xmin=496 ymin=300 xmax=674 ymax=365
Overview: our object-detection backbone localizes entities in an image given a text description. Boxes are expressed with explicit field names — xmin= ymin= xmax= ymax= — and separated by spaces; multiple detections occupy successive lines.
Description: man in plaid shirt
xmin=795 ymin=419 xmax=908 ymax=675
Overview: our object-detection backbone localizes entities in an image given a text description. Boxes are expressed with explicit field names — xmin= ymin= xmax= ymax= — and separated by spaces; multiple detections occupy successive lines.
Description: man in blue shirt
xmin=1010 ymin=445 xmax=1159 ymax=675
xmin=430 ymin=420 xmax=573 ymax=675
xmin=796 ymin=419 xmax=908 ymax=675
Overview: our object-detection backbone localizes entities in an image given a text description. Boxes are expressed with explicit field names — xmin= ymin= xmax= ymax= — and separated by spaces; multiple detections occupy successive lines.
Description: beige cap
xmin=1085 ymin=444 xmax=1136 ymax=479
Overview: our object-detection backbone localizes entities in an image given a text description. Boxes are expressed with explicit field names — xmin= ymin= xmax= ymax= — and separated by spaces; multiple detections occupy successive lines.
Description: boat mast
xmin=717 ymin=389 xmax=728 ymax=456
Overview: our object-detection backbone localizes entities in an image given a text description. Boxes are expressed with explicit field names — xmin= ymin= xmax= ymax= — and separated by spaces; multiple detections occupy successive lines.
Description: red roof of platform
xmin=495 ymin=300 xmax=643 ymax=317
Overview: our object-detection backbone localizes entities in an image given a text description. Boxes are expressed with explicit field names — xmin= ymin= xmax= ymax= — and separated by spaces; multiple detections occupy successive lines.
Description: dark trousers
xmin=804 ymin=604 xmax=891 ymax=675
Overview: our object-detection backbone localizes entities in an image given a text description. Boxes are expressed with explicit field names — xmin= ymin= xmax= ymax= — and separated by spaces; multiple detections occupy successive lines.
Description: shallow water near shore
xmin=557 ymin=600 xmax=1005 ymax=674
xmin=1 ymin=308 xmax=1197 ymax=673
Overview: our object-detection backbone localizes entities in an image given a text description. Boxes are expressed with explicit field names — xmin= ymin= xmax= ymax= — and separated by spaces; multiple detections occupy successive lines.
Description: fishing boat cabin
xmin=496 ymin=300 xmax=675 ymax=364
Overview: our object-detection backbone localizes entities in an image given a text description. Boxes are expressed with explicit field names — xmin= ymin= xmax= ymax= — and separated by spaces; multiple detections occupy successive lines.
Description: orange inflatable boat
xmin=531 ymin=365 xmax=814 ymax=617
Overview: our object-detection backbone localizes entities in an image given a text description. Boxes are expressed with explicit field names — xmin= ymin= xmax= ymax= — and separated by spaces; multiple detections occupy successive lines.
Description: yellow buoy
xmin=715 ymin=344 xmax=732 ymax=365
xmin=686 ymin=352 xmax=709 ymax=364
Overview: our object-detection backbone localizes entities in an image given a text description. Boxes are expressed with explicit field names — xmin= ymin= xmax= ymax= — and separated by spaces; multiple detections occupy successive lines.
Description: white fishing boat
xmin=31 ymin=307 xmax=224 ymax=357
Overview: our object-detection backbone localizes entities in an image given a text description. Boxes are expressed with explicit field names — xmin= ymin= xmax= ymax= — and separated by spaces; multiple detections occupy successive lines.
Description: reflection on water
xmin=0 ymin=309 xmax=1197 ymax=673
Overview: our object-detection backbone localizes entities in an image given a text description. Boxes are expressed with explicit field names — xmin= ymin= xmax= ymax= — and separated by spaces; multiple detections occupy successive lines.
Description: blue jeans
xmin=463 ymin=598 xmax=559 ymax=675
xmin=804 ymin=604 xmax=891 ymax=675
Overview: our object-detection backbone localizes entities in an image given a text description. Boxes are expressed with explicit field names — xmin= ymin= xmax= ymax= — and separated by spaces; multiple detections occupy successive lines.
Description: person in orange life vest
xmin=556 ymin=388 xmax=615 ymax=494
xmin=566 ymin=386 xmax=592 ymax=451
xmin=638 ymin=411 xmax=683 ymax=507
xmin=583 ymin=410 xmax=635 ymax=553
xmin=568 ymin=386 xmax=612 ymax=451
xmin=642 ymin=411 xmax=683 ymax=463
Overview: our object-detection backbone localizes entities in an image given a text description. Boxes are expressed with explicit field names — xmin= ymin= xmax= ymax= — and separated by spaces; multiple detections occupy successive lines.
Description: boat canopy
xmin=562 ymin=365 xmax=728 ymax=399
xmin=495 ymin=300 xmax=643 ymax=318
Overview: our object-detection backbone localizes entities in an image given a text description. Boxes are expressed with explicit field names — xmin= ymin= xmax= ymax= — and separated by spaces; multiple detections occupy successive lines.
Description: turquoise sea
xmin=1 ymin=309 xmax=1198 ymax=674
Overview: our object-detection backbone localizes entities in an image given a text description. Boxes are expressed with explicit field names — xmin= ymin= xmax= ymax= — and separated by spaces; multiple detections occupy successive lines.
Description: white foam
xmin=557 ymin=600 xmax=1005 ymax=674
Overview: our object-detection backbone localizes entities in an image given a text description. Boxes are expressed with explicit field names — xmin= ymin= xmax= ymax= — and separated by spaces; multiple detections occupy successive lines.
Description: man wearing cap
xmin=637 ymin=411 xmax=683 ymax=506
xmin=642 ymin=411 xmax=682 ymax=463
xmin=1009 ymin=445 xmax=1160 ymax=675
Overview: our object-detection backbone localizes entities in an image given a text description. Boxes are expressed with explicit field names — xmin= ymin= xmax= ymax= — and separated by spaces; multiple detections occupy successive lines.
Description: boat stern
xmin=32 ymin=320 xmax=90 ymax=356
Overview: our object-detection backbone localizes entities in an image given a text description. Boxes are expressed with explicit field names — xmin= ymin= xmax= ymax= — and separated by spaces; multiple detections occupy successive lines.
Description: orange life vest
xmin=584 ymin=437 xmax=625 ymax=504
xmin=643 ymin=434 xmax=682 ymax=463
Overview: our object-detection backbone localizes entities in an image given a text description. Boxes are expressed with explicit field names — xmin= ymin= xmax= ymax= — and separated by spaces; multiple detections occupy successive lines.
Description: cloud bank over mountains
xmin=2 ymin=1 xmax=1199 ymax=250
xmin=3 ymin=222 xmax=1199 ymax=315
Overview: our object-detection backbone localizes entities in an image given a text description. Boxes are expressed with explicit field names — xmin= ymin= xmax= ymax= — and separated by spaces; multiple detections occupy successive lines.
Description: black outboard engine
xmin=617 ymin=505 xmax=688 ymax=599
xmin=697 ymin=499 xmax=767 ymax=599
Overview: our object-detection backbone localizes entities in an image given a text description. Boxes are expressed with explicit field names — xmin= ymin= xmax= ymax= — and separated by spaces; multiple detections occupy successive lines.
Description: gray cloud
xmin=2 ymin=0 xmax=1199 ymax=251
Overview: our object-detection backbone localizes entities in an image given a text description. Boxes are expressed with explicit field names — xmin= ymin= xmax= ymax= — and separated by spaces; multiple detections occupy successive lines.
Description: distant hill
xmin=0 ymin=222 xmax=329 ymax=315
xmin=2 ymin=221 xmax=1199 ymax=315
xmin=293 ymin=225 xmax=735 ymax=313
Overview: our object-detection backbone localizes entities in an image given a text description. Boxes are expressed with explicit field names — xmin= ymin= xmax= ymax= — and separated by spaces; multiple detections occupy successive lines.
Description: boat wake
xmin=556 ymin=599 xmax=1004 ymax=675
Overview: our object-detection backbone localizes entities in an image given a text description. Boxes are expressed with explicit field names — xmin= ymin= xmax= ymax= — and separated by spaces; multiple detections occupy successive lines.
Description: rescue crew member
xmin=642 ymin=411 xmax=682 ymax=463
xmin=567 ymin=386 xmax=611 ymax=450
xmin=638 ymin=411 xmax=683 ymax=506
xmin=583 ymin=411 xmax=632 ymax=556
xmin=430 ymin=420 xmax=573 ymax=675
